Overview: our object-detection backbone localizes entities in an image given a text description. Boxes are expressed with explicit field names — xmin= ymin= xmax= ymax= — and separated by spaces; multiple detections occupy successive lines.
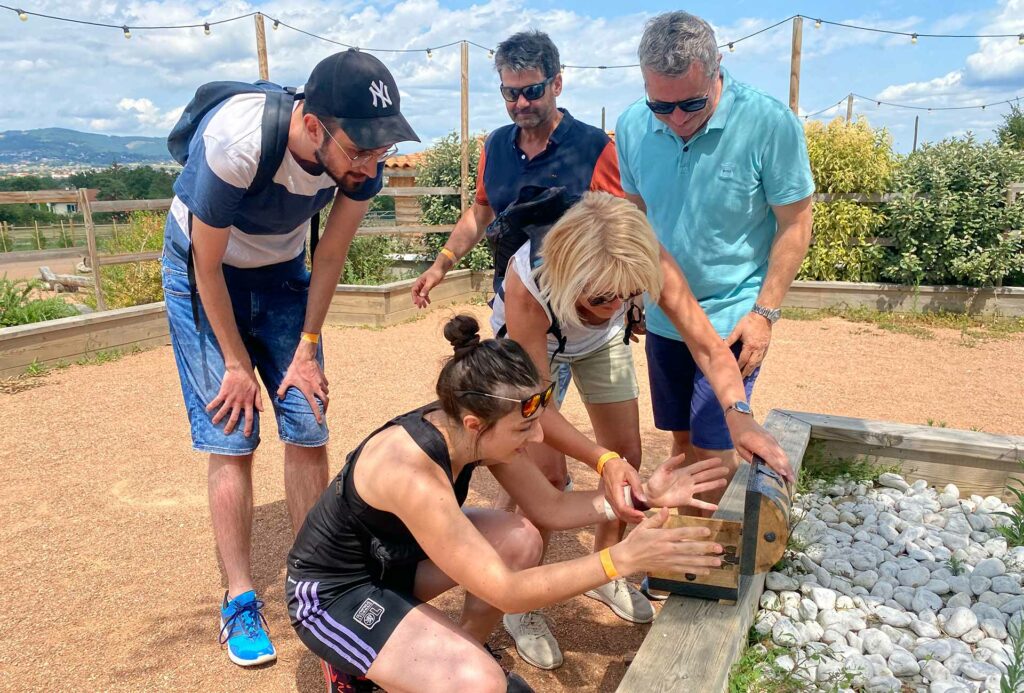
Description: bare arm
xmin=411 ymin=202 xmax=495 ymax=307
xmin=190 ymin=216 xmax=264 ymax=436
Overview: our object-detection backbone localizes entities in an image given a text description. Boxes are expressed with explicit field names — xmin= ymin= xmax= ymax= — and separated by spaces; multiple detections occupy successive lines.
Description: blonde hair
xmin=534 ymin=192 xmax=662 ymax=330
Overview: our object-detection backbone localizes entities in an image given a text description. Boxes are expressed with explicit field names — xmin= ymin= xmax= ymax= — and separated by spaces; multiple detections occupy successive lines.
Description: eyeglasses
xmin=319 ymin=120 xmax=398 ymax=166
xmin=587 ymin=289 xmax=643 ymax=308
xmin=500 ymin=76 xmax=555 ymax=103
xmin=645 ymin=94 xmax=709 ymax=115
xmin=456 ymin=381 xmax=556 ymax=418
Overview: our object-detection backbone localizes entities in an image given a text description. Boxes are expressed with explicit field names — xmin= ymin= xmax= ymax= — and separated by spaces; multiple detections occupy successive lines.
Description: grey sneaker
xmin=584 ymin=579 xmax=656 ymax=623
xmin=502 ymin=611 xmax=563 ymax=670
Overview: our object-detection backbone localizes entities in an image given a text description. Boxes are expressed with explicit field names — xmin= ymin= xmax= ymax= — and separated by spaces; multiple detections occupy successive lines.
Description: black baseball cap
xmin=303 ymin=50 xmax=420 ymax=149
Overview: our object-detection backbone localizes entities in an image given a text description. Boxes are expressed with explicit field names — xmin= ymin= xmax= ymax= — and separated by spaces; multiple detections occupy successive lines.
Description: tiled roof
xmin=384 ymin=152 xmax=427 ymax=169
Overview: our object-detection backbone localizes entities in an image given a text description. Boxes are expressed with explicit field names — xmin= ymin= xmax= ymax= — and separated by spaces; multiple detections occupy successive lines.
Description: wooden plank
xmin=783 ymin=280 xmax=1024 ymax=317
xmin=781 ymin=410 xmax=1024 ymax=464
xmin=78 ymin=189 xmax=105 ymax=311
xmin=97 ymin=251 xmax=161 ymax=266
xmin=356 ymin=225 xmax=454 ymax=236
xmin=89 ymin=199 xmax=172 ymax=213
xmin=617 ymin=411 xmax=812 ymax=693
xmin=812 ymin=193 xmax=901 ymax=203
xmin=375 ymin=187 xmax=459 ymax=197
xmin=0 ymin=190 xmax=79 ymax=204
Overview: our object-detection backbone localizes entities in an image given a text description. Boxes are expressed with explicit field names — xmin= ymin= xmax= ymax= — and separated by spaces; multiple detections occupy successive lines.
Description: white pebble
xmin=941 ymin=607 xmax=978 ymax=638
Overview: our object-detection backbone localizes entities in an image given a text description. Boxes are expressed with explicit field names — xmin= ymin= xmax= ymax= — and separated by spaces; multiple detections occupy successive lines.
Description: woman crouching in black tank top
xmin=286 ymin=315 xmax=730 ymax=693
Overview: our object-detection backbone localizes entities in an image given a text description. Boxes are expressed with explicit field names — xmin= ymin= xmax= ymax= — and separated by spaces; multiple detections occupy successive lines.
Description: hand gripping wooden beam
xmin=645 ymin=457 xmax=792 ymax=602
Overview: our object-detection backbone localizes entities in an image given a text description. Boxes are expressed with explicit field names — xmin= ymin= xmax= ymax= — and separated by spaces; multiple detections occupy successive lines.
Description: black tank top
xmin=288 ymin=404 xmax=478 ymax=585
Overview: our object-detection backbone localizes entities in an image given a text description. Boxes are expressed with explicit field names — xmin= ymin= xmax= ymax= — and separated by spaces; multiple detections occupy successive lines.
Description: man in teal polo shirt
xmin=616 ymin=12 xmax=814 ymax=513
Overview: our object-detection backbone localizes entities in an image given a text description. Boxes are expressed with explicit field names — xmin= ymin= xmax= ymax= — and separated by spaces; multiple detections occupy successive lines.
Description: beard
xmin=510 ymin=101 xmax=552 ymax=130
xmin=314 ymin=147 xmax=369 ymax=192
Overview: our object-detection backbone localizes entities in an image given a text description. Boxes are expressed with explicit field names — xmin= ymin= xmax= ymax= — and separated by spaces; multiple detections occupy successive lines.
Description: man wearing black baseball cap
xmin=160 ymin=49 xmax=418 ymax=669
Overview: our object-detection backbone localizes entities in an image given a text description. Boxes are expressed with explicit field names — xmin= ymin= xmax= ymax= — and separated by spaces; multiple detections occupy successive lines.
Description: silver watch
xmin=726 ymin=400 xmax=753 ymax=416
xmin=751 ymin=303 xmax=781 ymax=324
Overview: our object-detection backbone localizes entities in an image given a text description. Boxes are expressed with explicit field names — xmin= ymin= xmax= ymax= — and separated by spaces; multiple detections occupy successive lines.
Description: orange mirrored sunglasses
xmin=455 ymin=381 xmax=556 ymax=418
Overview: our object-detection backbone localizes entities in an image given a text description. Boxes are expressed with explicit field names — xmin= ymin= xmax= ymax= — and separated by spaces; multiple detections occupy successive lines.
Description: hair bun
xmin=444 ymin=314 xmax=482 ymax=358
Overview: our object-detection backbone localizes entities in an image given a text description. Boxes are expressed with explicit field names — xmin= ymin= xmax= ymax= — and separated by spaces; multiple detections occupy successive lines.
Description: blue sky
xmin=0 ymin=0 xmax=1021 ymax=154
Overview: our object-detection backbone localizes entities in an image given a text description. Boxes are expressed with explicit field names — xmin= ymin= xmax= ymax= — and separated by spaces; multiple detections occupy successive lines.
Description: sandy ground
xmin=2 ymin=305 xmax=1023 ymax=692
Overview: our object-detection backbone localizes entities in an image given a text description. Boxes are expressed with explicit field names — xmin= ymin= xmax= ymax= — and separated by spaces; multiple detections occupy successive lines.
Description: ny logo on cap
xmin=369 ymin=80 xmax=392 ymax=108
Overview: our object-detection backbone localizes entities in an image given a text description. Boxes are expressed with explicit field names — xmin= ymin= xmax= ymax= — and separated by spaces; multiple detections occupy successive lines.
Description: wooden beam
xmin=375 ymin=187 xmax=459 ymax=197
xmin=788 ymin=16 xmax=803 ymax=114
xmin=460 ymin=40 xmax=470 ymax=214
xmin=811 ymin=193 xmax=899 ymax=203
xmin=97 ymin=251 xmax=162 ymax=266
xmin=779 ymin=410 xmax=1024 ymax=464
xmin=0 ymin=189 xmax=96 ymax=205
xmin=79 ymin=188 xmax=105 ymax=311
xmin=89 ymin=199 xmax=172 ymax=213
xmin=254 ymin=13 xmax=269 ymax=81
xmin=355 ymin=224 xmax=454 ymax=236
xmin=617 ymin=410 xmax=812 ymax=693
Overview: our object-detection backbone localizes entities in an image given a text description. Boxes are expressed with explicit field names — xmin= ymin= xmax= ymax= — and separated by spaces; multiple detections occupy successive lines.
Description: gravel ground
xmin=1 ymin=305 xmax=1022 ymax=692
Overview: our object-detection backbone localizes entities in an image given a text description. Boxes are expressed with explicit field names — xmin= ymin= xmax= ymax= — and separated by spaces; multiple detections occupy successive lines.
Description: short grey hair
xmin=494 ymin=31 xmax=561 ymax=79
xmin=638 ymin=12 xmax=719 ymax=78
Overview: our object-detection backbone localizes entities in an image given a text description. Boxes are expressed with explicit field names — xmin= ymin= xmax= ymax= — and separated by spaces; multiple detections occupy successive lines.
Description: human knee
xmin=500 ymin=516 xmax=544 ymax=570
xmin=450 ymin=657 xmax=506 ymax=693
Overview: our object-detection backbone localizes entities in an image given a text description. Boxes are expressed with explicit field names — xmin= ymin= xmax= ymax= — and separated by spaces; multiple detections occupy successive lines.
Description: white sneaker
xmin=502 ymin=611 xmax=563 ymax=670
xmin=585 ymin=579 xmax=656 ymax=624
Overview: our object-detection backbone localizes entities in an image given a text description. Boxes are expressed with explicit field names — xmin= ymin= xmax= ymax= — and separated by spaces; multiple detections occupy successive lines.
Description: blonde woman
xmin=490 ymin=191 xmax=792 ymax=669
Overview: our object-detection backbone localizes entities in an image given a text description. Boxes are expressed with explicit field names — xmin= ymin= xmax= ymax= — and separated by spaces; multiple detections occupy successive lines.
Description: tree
xmin=996 ymin=103 xmax=1024 ymax=152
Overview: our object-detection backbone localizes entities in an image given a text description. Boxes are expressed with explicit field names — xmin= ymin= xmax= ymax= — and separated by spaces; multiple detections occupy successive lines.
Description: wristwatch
xmin=751 ymin=303 xmax=781 ymax=324
xmin=725 ymin=401 xmax=753 ymax=417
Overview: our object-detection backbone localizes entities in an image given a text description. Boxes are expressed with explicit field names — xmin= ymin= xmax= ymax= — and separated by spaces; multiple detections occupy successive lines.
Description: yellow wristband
xmin=300 ymin=332 xmax=319 ymax=345
xmin=599 ymin=548 xmax=619 ymax=580
xmin=439 ymin=247 xmax=457 ymax=264
xmin=595 ymin=451 xmax=621 ymax=477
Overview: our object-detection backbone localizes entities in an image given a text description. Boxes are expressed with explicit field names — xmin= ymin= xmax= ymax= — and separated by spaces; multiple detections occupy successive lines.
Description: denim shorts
xmin=645 ymin=331 xmax=759 ymax=451
xmin=162 ymin=253 xmax=329 ymax=455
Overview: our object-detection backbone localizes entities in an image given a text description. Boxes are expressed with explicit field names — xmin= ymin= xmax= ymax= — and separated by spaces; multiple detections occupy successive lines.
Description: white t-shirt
xmin=490 ymin=242 xmax=625 ymax=358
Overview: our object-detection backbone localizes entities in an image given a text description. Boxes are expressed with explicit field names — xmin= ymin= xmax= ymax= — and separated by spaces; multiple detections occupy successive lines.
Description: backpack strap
xmin=309 ymin=210 xmax=320 ymax=260
xmin=248 ymin=87 xmax=295 ymax=196
xmin=186 ymin=211 xmax=201 ymax=330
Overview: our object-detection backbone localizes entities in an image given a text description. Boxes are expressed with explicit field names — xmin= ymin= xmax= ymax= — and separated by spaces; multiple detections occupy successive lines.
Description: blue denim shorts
xmin=162 ymin=253 xmax=329 ymax=455
xmin=645 ymin=332 xmax=759 ymax=451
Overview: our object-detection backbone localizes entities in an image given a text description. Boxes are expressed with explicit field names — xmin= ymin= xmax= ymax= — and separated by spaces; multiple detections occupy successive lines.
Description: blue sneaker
xmin=219 ymin=590 xmax=277 ymax=666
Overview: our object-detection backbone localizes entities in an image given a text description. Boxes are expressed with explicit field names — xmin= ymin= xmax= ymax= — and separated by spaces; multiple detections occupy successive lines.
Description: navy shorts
xmin=645 ymin=332 xmax=760 ymax=450
xmin=162 ymin=253 xmax=328 ymax=455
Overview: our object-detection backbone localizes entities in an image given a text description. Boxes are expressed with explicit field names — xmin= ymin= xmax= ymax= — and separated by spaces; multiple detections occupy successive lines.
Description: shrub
xmin=341 ymin=235 xmax=401 ymax=285
xmin=997 ymin=103 xmax=1024 ymax=152
xmin=0 ymin=276 xmax=77 ymax=327
xmin=90 ymin=211 xmax=164 ymax=309
xmin=881 ymin=135 xmax=1024 ymax=287
xmin=799 ymin=118 xmax=894 ymax=281
xmin=418 ymin=131 xmax=492 ymax=271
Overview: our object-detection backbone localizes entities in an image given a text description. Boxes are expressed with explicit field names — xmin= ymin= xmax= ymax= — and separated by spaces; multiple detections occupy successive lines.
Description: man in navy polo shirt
xmin=410 ymin=30 xmax=631 ymax=671
xmin=161 ymin=50 xmax=418 ymax=668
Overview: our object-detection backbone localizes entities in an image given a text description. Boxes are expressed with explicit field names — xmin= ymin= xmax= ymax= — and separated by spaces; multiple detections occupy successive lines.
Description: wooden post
xmin=460 ymin=41 xmax=470 ymax=214
xmin=254 ymin=13 xmax=270 ymax=81
xmin=601 ymin=106 xmax=606 ymax=131
xmin=0 ymin=222 xmax=8 ymax=253
xmin=788 ymin=16 xmax=803 ymax=115
xmin=34 ymin=220 xmax=42 ymax=250
xmin=112 ymin=219 xmax=119 ymax=247
xmin=913 ymin=115 xmax=920 ymax=152
xmin=79 ymin=188 xmax=105 ymax=311
xmin=846 ymin=93 xmax=854 ymax=123
xmin=69 ymin=217 xmax=76 ymax=246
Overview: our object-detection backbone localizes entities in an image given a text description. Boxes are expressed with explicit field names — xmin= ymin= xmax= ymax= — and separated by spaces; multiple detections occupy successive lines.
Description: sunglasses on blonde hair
xmin=456 ymin=381 xmax=556 ymax=418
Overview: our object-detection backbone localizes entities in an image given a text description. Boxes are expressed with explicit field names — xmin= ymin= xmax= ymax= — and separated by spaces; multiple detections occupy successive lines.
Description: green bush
xmin=89 ymin=211 xmax=164 ymax=309
xmin=881 ymin=135 xmax=1024 ymax=287
xmin=341 ymin=235 xmax=402 ymax=285
xmin=799 ymin=118 xmax=894 ymax=281
xmin=997 ymin=103 xmax=1024 ymax=152
xmin=418 ymin=131 xmax=492 ymax=271
xmin=0 ymin=276 xmax=77 ymax=327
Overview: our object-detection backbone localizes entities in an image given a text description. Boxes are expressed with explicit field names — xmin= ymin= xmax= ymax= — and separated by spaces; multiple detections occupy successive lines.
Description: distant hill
xmin=0 ymin=128 xmax=172 ymax=166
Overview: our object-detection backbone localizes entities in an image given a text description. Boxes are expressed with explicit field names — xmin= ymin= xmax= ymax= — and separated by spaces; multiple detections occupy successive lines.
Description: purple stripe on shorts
xmin=309 ymin=582 xmax=379 ymax=659
xmin=294 ymin=581 xmax=376 ymax=670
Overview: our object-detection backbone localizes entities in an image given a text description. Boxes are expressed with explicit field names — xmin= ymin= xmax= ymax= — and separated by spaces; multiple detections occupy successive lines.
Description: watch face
xmin=733 ymin=401 xmax=752 ymax=414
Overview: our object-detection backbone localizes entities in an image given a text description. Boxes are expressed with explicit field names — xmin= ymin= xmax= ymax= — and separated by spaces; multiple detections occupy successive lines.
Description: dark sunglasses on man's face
xmin=500 ymin=76 xmax=555 ymax=103
xmin=645 ymin=95 xmax=709 ymax=115
xmin=456 ymin=381 xmax=556 ymax=418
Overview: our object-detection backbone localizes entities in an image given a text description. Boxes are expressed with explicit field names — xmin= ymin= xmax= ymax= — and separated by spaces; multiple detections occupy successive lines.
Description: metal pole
xmin=254 ymin=13 xmax=270 ymax=81
xmin=788 ymin=16 xmax=803 ymax=115
xmin=460 ymin=41 xmax=470 ymax=214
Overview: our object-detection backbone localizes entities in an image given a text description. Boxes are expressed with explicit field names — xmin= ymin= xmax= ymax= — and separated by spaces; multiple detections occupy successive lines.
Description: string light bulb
xmin=17 ymin=8 xmax=28 ymax=20
xmin=1019 ymin=33 xmax=1023 ymax=45
xmin=272 ymin=19 xmax=279 ymax=30
xmin=426 ymin=48 xmax=432 ymax=59
xmin=814 ymin=19 xmax=822 ymax=29
xmin=488 ymin=49 xmax=494 ymax=59
xmin=911 ymin=33 xmax=918 ymax=44
xmin=122 ymin=25 xmax=131 ymax=39
xmin=728 ymin=42 xmax=735 ymax=52
xmin=204 ymin=22 xmax=211 ymax=35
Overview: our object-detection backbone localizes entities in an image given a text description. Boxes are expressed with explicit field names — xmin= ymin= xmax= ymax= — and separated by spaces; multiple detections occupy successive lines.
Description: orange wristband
xmin=595 ymin=451 xmax=621 ymax=477
xmin=300 ymin=332 xmax=319 ymax=345
xmin=599 ymin=548 xmax=619 ymax=580
xmin=439 ymin=247 xmax=457 ymax=264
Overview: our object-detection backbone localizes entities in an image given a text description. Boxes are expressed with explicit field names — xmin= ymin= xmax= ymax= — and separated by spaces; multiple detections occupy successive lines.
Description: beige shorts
xmin=551 ymin=330 xmax=639 ymax=405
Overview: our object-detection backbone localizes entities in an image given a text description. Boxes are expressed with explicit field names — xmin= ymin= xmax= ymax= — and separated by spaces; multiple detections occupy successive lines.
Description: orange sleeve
xmin=589 ymin=141 xmax=625 ymax=197
xmin=474 ymin=146 xmax=490 ymax=206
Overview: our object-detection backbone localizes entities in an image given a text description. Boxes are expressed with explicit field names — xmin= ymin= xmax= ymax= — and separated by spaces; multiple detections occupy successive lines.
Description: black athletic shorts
xmin=286 ymin=573 xmax=422 ymax=676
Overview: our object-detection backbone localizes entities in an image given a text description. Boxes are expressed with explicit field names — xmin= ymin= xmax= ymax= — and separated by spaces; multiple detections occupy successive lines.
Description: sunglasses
xmin=319 ymin=120 xmax=398 ymax=166
xmin=500 ymin=76 xmax=555 ymax=103
xmin=456 ymin=381 xmax=556 ymax=418
xmin=645 ymin=95 xmax=709 ymax=115
xmin=587 ymin=289 xmax=643 ymax=308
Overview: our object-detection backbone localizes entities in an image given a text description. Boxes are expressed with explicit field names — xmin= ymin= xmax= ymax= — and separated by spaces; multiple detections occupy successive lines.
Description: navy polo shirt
xmin=475 ymin=108 xmax=623 ymax=215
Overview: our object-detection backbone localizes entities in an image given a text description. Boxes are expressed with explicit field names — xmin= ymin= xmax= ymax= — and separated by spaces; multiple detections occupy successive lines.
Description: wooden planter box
xmin=617 ymin=411 xmax=1024 ymax=693
xmin=785 ymin=280 xmax=1024 ymax=317
xmin=327 ymin=269 xmax=491 ymax=327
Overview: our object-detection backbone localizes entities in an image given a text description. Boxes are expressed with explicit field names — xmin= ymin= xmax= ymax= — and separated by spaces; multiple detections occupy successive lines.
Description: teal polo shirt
xmin=616 ymin=67 xmax=814 ymax=340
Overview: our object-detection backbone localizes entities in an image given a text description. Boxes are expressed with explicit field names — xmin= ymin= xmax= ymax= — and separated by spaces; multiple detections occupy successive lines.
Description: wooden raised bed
xmin=617 ymin=410 xmax=1024 ymax=692
xmin=326 ymin=269 xmax=490 ymax=327
xmin=785 ymin=281 xmax=1024 ymax=317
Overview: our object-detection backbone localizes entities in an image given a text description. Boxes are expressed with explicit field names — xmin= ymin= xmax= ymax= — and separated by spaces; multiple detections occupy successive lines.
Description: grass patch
xmin=994 ymin=476 xmax=1024 ymax=548
xmin=782 ymin=306 xmax=1024 ymax=342
xmin=0 ymin=276 xmax=78 ymax=327
xmin=796 ymin=439 xmax=903 ymax=495
xmin=729 ymin=628 xmax=854 ymax=693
